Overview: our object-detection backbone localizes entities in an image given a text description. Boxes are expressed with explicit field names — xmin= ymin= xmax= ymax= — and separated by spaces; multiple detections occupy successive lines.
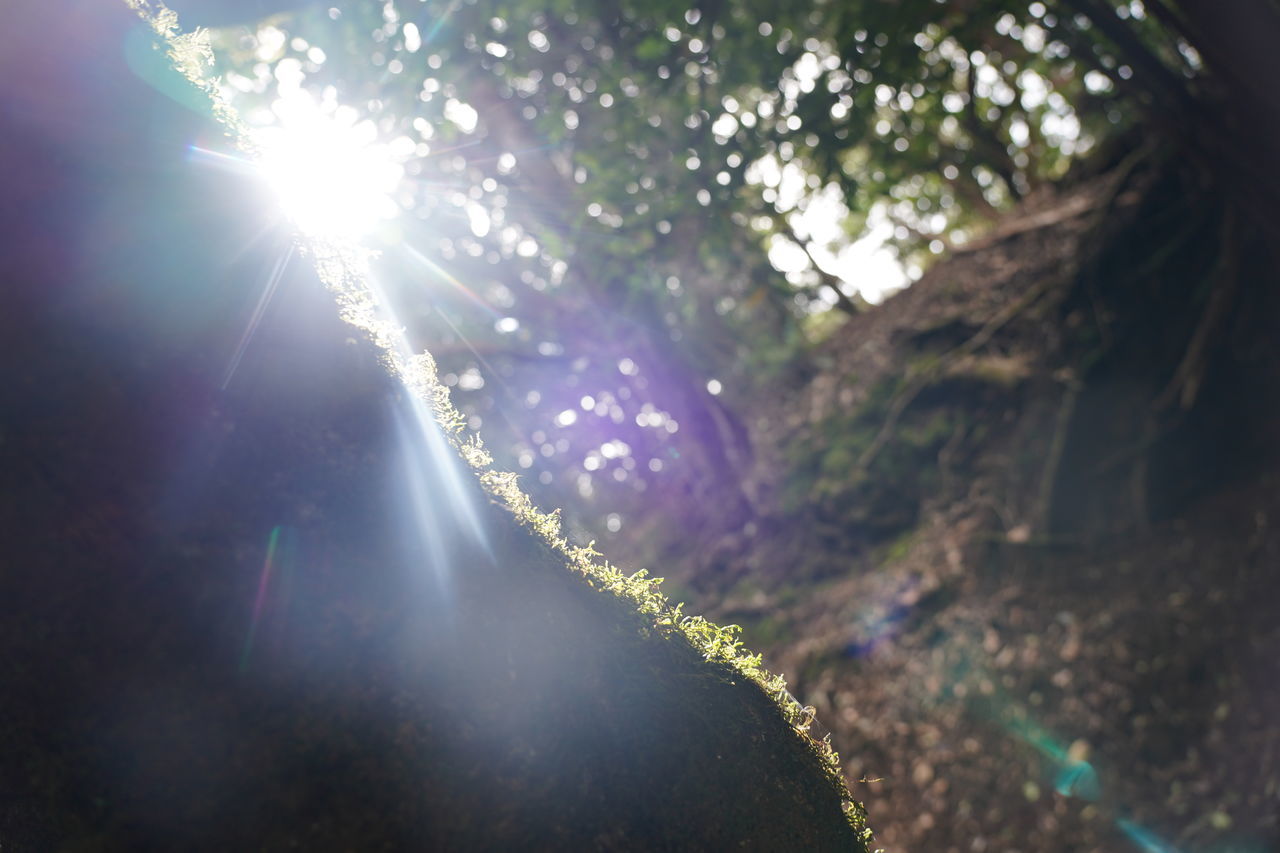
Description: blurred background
xmin=20 ymin=0 xmax=1280 ymax=849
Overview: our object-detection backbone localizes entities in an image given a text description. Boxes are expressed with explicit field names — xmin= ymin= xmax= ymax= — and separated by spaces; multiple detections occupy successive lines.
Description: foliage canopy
xmin=191 ymin=0 xmax=1206 ymax=546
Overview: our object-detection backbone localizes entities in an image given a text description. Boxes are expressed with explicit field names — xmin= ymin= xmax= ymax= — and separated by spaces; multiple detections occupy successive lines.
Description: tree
xmin=180 ymin=0 xmax=1264 ymax=567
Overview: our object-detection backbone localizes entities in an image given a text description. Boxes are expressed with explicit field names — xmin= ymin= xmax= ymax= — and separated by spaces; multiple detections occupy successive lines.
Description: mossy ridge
xmin=121 ymin=1 xmax=873 ymax=845
xmin=316 ymin=239 xmax=873 ymax=845
xmin=124 ymin=0 xmax=254 ymax=152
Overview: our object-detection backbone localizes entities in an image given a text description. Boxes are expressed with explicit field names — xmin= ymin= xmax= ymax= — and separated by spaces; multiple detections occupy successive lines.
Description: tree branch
xmin=777 ymin=217 xmax=863 ymax=316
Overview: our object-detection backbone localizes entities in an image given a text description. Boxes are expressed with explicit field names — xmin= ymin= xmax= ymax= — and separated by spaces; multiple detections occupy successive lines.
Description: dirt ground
xmin=714 ymin=470 xmax=1280 ymax=852
xmin=649 ymin=161 xmax=1280 ymax=852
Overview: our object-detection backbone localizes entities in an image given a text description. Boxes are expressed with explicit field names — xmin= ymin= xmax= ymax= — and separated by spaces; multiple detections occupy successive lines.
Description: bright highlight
xmin=255 ymin=93 xmax=405 ymax=240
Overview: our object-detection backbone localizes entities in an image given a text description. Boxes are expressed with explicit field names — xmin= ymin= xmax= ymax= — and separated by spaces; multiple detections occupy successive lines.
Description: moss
xmin=352 ymin=278 xmax=874 ymax=846
xmin=876 ymin=529 xmax=918 ymax=566
xmin=946 ymin=354 xmax=1033 ymax=388
xmin=312 ymin=196 xmax=874 ymax=850
xmin=780 ymin=372 xmax=960 ymax=538
xmin=122 ymin=3 xmax=874 ymax=847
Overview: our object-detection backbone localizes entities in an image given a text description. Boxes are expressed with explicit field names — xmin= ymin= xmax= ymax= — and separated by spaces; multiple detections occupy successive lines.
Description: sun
xmin=254 ymin=92 xmax=406 ymax=241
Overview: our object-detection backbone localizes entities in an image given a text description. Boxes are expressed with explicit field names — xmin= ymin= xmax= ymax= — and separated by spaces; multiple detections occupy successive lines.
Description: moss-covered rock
xmin=0 ymin=3 xmax=870 ymax=849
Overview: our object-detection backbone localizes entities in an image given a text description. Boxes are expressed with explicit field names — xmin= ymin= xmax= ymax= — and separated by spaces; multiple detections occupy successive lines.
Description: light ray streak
xmin=399 ymin=177 xmax=477 ymax=192
xmin=392 ymin=401 xmax=452 ymax=590
xmin=463 ymin=142 xmax=560 ymax=164
xmin=409 ymin=390 xmax=491 ymax=558
xmin=403 ymin=244 xmax=500 ymax=317
xmin=188 ymin=145 xmax=289 ymax=263
xmin=1002 ymin=714 xmax=1100 ymax=801
xmin=957 ymin=652 xmax=1178 ymax=850
xmin=1116 ymin=818 xmax=1182 ymax=853
xmin=187 ymin=147 xmax=299 ymax=376
xmin=240 ymin=524 xmax=282 ymax=672
xmin=365 ymin=275 xmax=492 ymax=560
xmin=378 ymin=251 xmax=547 ymax=463
xmin=221 ymin=243 xmax=293 ymax=389
xmin=413 ymin=299 xmax=557 ymax=479
xmin=415 ymin=137 xmax=489 ymax=158
xmin=188 ymin=144 xmax=257 ymax=175
xmin=432 ymin=305 xmax=515 ymax=398
xmin=393 ymin=339 xmax=493 ymax=559
xmin=420 ymin=0 xmax=462 ymax=46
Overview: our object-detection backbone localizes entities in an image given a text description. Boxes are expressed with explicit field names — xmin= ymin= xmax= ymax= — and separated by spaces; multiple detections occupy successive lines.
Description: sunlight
xmin=254 ymin=91 xmax=406 ymax=241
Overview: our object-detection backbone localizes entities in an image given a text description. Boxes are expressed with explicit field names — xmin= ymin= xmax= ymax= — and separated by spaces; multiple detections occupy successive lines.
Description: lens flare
xmin=1116 ymin=818 xmax=1182 ymax=853
xmin=222 ymin=243 xmax=293 ymax=389
xmin=254 ymin=92 xmax=406 ymax=241
xmin=241 ymin=525 xmax=283 ymax=672
xmin=364 ymin=274 xmax=493 ymax=563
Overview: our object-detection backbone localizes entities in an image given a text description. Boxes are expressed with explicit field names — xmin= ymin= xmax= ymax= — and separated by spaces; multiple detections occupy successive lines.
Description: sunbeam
xmin=431 ymin=304 xmax=513 ymax=395
xmin=197 ymin=77 xmax=492 ymax=571
xmin=402 ymin=243 xmax=501 ymax=317
xmin=391 ymin=400 xmax=454 ymax=592
xmin=419 ymin=0 xmax=463 ymax=47
xmin=362 ymin=272 xmax=494 ymax=562
xmin=187 ymin=143 xmax=258 ymax=174
xmin=221 ymin=243 xmax=292 ymax=389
